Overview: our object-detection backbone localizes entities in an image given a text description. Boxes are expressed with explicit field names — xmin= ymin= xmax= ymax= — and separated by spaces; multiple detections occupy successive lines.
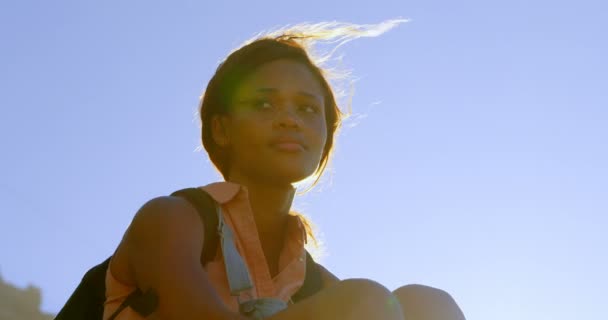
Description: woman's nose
xmin=274 ymin=107 xmax=300 ymax=129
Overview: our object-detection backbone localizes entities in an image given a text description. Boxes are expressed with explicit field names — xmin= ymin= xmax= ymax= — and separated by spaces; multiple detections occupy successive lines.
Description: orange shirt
xmin=103 ymin=182 xmax=308 ymax=320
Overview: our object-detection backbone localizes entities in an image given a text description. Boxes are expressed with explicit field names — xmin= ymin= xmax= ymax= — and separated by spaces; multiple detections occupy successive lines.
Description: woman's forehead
xmin=234 ymin=59 xmax=325 ymax=99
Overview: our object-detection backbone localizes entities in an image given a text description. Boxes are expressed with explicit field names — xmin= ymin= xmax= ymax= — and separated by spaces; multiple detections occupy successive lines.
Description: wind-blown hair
xmin=199 ymin=20 xmax=406 ymax=190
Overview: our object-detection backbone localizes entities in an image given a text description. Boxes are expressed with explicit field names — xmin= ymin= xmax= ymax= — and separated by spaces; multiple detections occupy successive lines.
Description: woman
xmin=103 ymin=22 xmax=466 ymax=320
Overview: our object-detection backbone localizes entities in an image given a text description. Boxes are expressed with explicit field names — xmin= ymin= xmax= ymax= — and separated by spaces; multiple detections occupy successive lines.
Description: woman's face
xmin=214 ymin=59 xmax=328 ymax=185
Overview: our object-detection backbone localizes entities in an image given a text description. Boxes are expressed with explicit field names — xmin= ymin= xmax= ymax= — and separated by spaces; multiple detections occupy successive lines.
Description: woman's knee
xmin=270 ymin=279 xmax=403 ymax=320
xmin=335 ymin=279 xmax=404 ymax=320
xmin=392 ymin=284 xmax=465 ymax=320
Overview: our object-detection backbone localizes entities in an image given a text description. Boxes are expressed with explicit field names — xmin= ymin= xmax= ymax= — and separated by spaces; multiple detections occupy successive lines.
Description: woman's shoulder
xmin=109 ymin=195 xmax=206 ymax=285
xmin=135 ymin=195 xmax=200 ymax=218
xmin=126 ymin=195 xmax=207 ymax=250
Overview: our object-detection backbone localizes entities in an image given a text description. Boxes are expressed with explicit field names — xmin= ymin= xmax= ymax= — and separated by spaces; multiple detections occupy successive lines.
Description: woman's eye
xmin=252 ymin=99 xmax=273 ymax=110
xmin=300 ymin=105 xmax=319 ymax=114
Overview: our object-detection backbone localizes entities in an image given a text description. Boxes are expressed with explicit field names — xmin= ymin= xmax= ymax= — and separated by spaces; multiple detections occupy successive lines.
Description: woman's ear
xmin=211 ymin=114 xmax=231 ymax=147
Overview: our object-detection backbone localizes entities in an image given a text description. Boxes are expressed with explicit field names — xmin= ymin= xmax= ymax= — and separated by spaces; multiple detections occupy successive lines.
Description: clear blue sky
xmin=1 ymin=1 xmax=606 ymax=319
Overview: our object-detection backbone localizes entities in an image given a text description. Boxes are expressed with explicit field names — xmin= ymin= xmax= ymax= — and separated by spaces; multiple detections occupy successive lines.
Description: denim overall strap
xmin=215 ymin=205 xmax=289 ymax=319
xmin=216 ymin=205 xmax=254 ymax=295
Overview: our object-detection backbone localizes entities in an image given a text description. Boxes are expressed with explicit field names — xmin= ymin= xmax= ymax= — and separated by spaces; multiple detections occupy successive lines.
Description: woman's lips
xmin=271 ymin=142 xmax=305 ymax=152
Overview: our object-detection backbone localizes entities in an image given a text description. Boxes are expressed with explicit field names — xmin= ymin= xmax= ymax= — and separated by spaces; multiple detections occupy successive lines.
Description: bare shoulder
xmin=110 ymin=196 xmax=204 ymax=283
xmin=315 ymin=263 xmax=341 ymax=288
xmin=130 ymin=195 xmax=201 ymax=226
xmin=125 ymin=195 xmax=205 ymax=250
xmin=126 ymin=194 xmax=206 ymax=255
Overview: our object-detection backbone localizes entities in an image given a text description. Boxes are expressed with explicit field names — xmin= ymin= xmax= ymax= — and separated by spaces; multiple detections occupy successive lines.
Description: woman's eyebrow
xmin=255 ymin=88 xmax=323 ymax=103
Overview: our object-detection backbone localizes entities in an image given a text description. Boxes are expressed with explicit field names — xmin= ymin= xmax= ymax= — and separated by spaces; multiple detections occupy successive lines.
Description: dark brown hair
xmin=199 ymin=36 xmax=343 ymax=188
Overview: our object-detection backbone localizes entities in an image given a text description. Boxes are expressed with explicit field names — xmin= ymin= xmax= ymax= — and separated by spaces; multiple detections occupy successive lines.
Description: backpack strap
xmin=107 ymin=287 xmax=158 ymax=320
xmin=291 ymin=250 xmax=323 ymax=303
xmin=55 ymin=257 xmax=111 ymax=320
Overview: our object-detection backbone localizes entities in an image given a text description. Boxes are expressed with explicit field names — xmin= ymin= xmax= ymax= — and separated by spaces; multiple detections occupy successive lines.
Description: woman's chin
xmin=261 ymin=167 xmax=313 ymax=185
xmin=278 ymin=172 xmax=311 ymax=185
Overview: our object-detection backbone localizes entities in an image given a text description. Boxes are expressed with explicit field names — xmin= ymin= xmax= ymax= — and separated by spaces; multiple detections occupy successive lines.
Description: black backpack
xmin=55 ymin=188 xmax=322 ymax=319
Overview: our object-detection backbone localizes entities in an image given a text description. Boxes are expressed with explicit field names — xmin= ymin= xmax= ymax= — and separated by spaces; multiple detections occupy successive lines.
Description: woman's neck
xmin=226 ymin=174 xmax=296 ymax=237
xmin=226 ymin=173 xmax=297 ymax=276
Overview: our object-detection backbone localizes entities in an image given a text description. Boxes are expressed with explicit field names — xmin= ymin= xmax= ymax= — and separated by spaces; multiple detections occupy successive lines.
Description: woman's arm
xmin=124 ymin=196 xmax=248 ymax=320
